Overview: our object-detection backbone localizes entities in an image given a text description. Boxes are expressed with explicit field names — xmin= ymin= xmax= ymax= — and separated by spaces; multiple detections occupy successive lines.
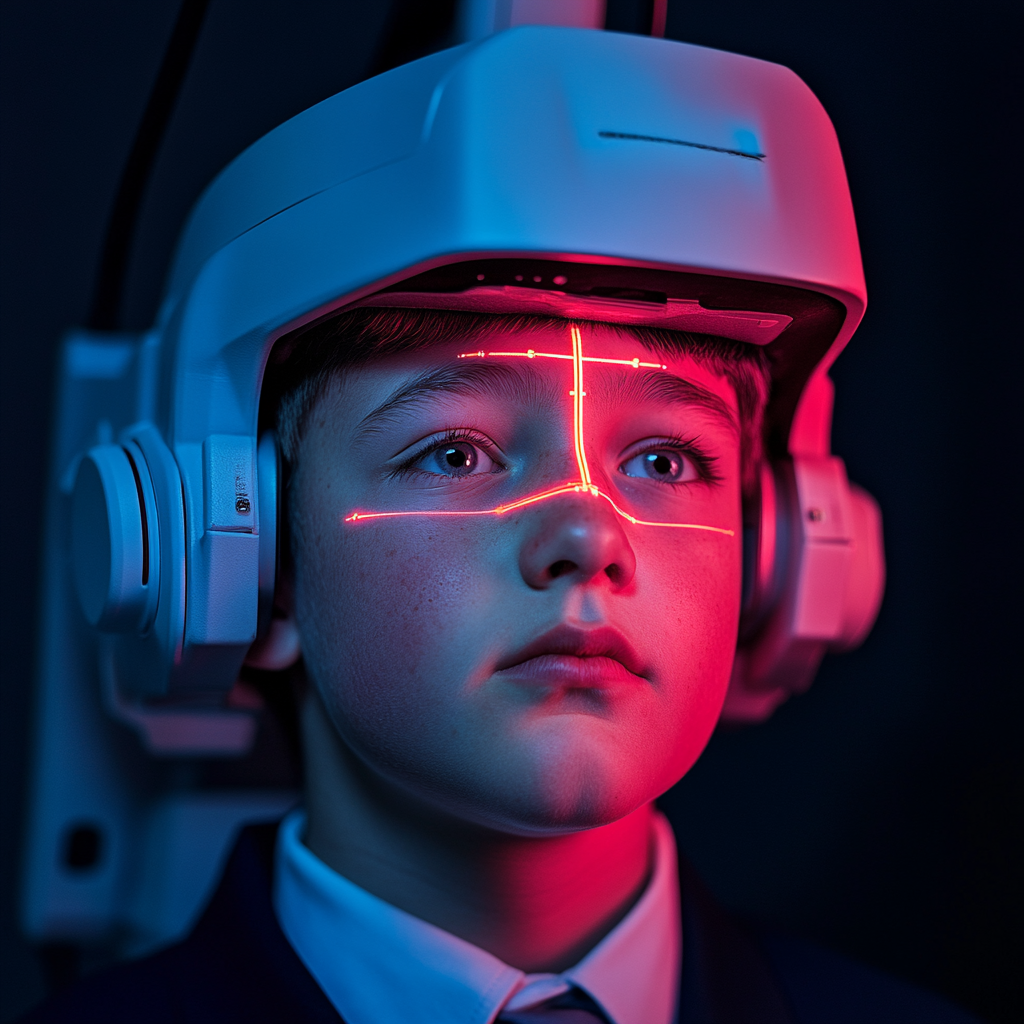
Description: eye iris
xmin=646 ymin=452 xmax=676 ymax=477
xmin=443 ymin=445 xmax=474 ymax=471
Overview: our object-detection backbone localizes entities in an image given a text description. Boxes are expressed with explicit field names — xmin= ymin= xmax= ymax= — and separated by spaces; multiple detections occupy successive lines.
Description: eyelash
xmin=628 ymin=435 xmax=722 ymax=485
xmin=391 ymin=429 xmax=504 ymax=477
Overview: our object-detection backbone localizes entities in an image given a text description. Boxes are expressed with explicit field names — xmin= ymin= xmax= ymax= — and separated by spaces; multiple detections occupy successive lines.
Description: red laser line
xmin=458 ymin=349 xmax=666 ymax=369
xmin=570 ymin=325 xmax=593 ymax=488
xmin=345 ymin=326 xmax=734 ymax=537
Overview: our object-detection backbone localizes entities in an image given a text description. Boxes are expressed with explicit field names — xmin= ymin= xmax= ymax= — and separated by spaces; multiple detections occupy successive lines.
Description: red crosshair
xmin=345 ymin=324 xmax=734 ymax=537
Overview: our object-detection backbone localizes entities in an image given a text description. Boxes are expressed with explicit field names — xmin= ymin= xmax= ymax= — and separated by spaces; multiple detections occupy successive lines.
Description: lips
xmin=493 ymin=624 xmax=647 ymax=688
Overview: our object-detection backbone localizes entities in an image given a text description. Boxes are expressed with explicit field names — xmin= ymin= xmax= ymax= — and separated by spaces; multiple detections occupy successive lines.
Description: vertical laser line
xmin=570 ymin=324 xmax=593 ymax=490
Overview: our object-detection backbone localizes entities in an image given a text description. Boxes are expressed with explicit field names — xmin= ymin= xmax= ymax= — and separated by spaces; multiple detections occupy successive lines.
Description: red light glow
xmin=344 ymin=324 xmax=734 ymax=537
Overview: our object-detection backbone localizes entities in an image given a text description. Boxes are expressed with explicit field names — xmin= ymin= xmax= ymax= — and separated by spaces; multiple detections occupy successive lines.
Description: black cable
xmin=87 ymin=0 xmax=211 ymax=331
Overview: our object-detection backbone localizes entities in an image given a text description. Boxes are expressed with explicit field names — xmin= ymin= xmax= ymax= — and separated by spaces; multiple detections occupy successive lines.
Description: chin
xmin=471 ymin=721 xmax=667 ymax=836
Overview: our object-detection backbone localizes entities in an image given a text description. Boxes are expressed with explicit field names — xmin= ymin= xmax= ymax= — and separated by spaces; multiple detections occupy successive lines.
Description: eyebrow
xmin=352 ymin=360 xmax=547 ymax=443
xmin=352 ymin=358 xmax=736 ymax=444
xmin=610 ymin=368 xmax=738 ymax=435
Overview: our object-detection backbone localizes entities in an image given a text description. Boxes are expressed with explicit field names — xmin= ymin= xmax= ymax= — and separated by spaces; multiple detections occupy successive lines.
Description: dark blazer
xmin=22 ymin=823 xmax=980 ymax=1024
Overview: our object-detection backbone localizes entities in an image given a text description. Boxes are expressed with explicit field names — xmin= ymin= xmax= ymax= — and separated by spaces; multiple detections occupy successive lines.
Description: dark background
xmin=1 ymin=1 xmax=1019 ymax=1020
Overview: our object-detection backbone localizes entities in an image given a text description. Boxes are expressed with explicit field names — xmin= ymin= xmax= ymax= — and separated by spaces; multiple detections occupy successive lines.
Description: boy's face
xmin=290 ymin=324 xmax=743 ymax=835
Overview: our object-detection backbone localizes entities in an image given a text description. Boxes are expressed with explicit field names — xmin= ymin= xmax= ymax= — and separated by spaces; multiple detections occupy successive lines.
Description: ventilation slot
xmin=123 ymin=448 xmax=149 ymax=586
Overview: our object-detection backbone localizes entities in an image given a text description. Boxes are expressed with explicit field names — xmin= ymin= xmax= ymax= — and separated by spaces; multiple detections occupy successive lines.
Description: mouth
xmin=493 ymin=624 xmax=647 ymax=689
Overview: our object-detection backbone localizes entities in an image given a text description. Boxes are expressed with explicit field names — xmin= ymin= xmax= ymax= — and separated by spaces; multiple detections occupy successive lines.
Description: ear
xmin=245 ymin=609 xmax=302 ymax=671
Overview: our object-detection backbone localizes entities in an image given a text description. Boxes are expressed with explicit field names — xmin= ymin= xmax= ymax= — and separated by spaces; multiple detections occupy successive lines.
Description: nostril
xmin=547 ymin=559 xmax=577 ymax=579
xmin=603 ymin=558 xmax=636 ymax=588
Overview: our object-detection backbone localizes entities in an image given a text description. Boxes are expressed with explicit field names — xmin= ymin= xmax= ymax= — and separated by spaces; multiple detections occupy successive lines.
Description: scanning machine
xmin=23 ymin=3 xmax=884 ymax=961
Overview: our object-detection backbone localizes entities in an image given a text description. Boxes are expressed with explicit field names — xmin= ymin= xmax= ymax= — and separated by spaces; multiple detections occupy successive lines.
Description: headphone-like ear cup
xmin=833 ymin=482 xmax=885 ymax=650
xmin=725 ymin=455 xmax=885 ymax=724
xmin=70 ymin=443 xmax=159 ymax=633
xmin=256 ymin=431 xmax=281 ymax=639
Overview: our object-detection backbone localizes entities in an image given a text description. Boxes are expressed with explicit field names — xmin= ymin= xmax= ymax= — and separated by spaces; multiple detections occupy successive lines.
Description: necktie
xmin=498 ymin=985 xmax=611 ymax=1023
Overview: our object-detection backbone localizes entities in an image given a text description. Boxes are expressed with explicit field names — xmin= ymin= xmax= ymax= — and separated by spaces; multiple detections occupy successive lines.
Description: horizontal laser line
xmin=345 ymin=482 xmax=734 ymax=536
xmin=459 ymin=349 xmax=666 ymax=369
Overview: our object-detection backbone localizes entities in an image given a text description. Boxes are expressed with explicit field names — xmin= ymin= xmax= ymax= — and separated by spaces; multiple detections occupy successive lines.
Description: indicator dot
xmin=553 ymin=275 xmax=568 ymax=285
xmin=515 ymin=274 xmax=524 ymax=282
xmin=533 ymin=275 xmax=542 ymax=283
xmin=476 ymin=273 xmax=485 ymax=281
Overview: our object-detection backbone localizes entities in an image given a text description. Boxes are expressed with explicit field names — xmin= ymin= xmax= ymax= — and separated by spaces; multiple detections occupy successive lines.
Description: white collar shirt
xmin=273 ymin=808 xmax=680 ymax=1024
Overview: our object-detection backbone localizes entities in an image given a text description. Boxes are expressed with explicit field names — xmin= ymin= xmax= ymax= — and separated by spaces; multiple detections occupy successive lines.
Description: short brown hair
xmin=265 ymin=307 xmax=770 ymax=498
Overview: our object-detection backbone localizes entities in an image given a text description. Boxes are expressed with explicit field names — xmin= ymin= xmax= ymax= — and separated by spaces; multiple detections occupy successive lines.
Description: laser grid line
xmin=344 ymin=324 xmax=734 ymax=537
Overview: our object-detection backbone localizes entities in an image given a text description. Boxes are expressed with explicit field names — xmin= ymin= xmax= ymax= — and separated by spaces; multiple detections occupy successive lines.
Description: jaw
xmin=378 ymin=707 xmax=677 ymax=837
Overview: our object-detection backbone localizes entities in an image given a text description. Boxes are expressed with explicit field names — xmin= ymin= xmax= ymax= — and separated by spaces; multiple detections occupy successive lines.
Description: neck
xmin=300 ymin=687 xmax=655 ymax=973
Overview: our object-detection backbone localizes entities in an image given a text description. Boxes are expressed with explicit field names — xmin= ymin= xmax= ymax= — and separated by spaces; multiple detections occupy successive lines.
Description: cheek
xmin=635 ymin=532 xmax=742 ymax=780
xmin=294 ymin=515 xmax=511 ymax=755
xmin=656 ymin=535 xmax=742 ymax=662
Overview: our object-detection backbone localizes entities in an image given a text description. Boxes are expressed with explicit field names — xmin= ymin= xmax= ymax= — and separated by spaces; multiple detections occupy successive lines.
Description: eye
xmin=620 ymin=448 xmax=699 ymax=483
xmin=413 ymin=440 xmax=497 ymax=478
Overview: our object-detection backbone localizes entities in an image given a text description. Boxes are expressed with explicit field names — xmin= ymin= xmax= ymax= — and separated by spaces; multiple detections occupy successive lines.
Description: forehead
xmin=336 ymin=323 xmax=738 ymax=412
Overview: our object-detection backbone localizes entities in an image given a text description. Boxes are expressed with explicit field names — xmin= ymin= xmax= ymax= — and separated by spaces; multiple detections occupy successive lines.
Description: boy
xmin=253 ymin=308 xmax=759 ymax=1021
xmin=24 ymin=23 xmax=977 ymax=1024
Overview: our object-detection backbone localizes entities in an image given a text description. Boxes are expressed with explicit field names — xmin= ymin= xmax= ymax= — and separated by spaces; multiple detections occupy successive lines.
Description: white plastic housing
xmin=71 ymin=445 xmax=152 ymax=631
xmin=723 ymin=454 xmax=885 ymax=723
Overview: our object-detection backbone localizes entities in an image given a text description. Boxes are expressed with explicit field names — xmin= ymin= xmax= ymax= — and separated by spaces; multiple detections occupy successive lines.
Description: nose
xmin=518 ymin=495 xmax=637 ymax=591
